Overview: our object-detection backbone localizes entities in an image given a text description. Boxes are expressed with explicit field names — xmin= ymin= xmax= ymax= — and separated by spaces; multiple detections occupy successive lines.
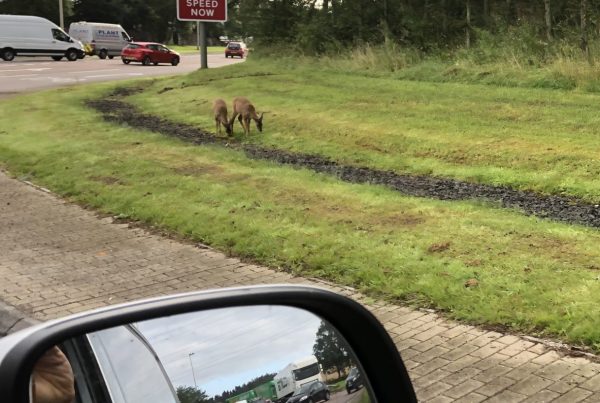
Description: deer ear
xmin=259 ymin=112 xmax=264 ymax=121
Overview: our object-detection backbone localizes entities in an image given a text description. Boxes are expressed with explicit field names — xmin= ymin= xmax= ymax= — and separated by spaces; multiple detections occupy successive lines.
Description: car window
xmin=228 ymin=43 xmax=241 ymax=49
xmin=52 ymin=28 xmax=71 ymax=42
xmin=121 ymin=32 xmax=130 ymax=41
xmin=146 ymin=44 xmax=158 ymax=51
xmin=87 ymin=325 xmax=179 ymax=403
xmin=126 ymin=44 xmax=140 ymax=49
xmin=159 ymin=46 xmax=170 ymax=53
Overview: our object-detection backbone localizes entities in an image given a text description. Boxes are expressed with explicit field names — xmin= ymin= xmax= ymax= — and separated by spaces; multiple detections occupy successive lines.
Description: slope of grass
xmin=128 ymin=60 xmax=600 ymax=203
xmin=2 ymin=80 xmax=600 ymax=349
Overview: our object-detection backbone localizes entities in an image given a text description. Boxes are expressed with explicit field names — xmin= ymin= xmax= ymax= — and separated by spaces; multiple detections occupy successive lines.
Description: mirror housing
xmin=0 ymin=285 xmax=416 ymax=402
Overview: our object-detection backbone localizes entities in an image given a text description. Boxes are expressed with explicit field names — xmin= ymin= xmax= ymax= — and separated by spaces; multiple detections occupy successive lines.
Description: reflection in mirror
xmin=31 ymin=306 xmax=373 ymax=403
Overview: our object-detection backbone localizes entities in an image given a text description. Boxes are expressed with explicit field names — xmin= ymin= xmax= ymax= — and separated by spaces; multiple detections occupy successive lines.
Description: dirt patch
xmin=428 ymin=242 xmax=451 ymax=253
xmin=86 ymin=97 xmax=600 ymax=229
xmin=89 ymin=175 xmax=125 ymax=185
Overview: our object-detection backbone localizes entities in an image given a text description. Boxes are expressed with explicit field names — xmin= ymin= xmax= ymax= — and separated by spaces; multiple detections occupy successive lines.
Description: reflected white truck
xmin=0 ymin=15 xmax=85 ymax=61
xmin=274 ymin=355 xmax=323 ymax=402
xmin=68 ymin=22 xmax=131 ymax=59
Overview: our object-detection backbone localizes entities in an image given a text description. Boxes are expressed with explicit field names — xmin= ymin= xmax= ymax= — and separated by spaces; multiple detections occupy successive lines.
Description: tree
xmin=312 ymin=321 xmax=352 ymax=378
xmin=176 ymin=385 xmax=210 ymax=403
xmin=0 ymin=0 xmax=71 ymax=25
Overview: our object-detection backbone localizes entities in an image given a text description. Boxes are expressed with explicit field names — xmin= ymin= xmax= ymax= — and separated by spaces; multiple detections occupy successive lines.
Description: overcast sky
xmin=136 ymin=305 xmax=324 ymax=397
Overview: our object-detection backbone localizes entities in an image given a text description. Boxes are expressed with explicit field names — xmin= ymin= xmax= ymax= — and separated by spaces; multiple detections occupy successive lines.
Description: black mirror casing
xmin=0 ymin=285 xmax=417 ymax=402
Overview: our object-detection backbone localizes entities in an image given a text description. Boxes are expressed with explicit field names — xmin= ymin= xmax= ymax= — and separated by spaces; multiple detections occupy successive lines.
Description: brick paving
xmin=1 ymin=170 xmax=600 ymax=402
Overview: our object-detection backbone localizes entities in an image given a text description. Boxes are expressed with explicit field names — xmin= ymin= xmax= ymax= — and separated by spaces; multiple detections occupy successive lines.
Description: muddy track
xmin=87 ymin=98 xmax=600 ymax=229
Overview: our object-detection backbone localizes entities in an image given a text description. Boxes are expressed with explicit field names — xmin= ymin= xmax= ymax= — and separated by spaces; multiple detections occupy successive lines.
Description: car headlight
xmin=299 ymin=397 xmax=308 ymax=402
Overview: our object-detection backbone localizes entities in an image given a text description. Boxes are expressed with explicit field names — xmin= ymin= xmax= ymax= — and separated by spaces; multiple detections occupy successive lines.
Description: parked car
xmin=0 ymin=15 xmax=85 ymax=61
xmin=225 ymin=42 xmax=247 ymax=58
xmin=68 ymin=21 xmax=132 ymax=59
xmin=286 ymin=381 xmax=330 ymax=403
xmin=121 ymin=42 xmax=180 ymax=66
xmin=345 ymin=367 xmax=363 ymax=394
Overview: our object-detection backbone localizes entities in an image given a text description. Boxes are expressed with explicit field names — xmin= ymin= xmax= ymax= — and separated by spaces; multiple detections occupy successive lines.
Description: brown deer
xmin=230 ymin=97 xmax=264 ymax=135
xmin=212 ymin=99 xmax=233 ymax=136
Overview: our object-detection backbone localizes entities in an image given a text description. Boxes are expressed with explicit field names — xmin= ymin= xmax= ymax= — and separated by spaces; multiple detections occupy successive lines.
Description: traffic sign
xmin=177 ymin=0 xmax=227 ymax=22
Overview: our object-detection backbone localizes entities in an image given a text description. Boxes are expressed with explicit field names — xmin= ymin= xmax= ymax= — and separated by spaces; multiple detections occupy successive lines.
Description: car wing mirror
xmin=0 ymin=286 xmax=416 ymax=403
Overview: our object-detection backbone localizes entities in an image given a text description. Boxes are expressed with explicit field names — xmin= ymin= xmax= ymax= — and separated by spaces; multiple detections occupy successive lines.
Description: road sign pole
xmin=196 ymin=21 xmax=200 ymax=50
xmin=199 ymin=22 xmax=208 ymax=69
xmin=59 ymin=0 xmax=64 ymax=29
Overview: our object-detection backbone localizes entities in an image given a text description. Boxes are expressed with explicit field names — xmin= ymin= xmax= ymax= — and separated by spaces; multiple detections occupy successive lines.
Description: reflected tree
xmin=176 ymin=385 xmax=210 ymax=403
xmin=312 ymin=322 xmax=352 ymax=379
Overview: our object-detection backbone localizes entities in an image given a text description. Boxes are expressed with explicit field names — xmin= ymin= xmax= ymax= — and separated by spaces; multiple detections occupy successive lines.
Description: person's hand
xmin=31 ymin=346 xmax=75 ymax=403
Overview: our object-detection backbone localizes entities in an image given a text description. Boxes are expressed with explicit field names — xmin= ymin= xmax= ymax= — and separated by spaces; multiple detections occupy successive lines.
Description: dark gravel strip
xmin=87 ymin=98 xmax=600 ymax=228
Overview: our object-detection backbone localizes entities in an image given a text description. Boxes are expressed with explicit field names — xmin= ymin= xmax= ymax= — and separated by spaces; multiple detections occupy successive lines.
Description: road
xmin=329 ymin=389 xmax=366 ymax=403
xmin=0 ymin=53 xmax=243 ymax=98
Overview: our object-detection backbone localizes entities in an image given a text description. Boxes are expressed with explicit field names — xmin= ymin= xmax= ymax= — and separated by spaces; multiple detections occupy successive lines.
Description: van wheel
xmin=98 ymin=49 xmax=108 ymax=59
xmin=1 ymin=48 xmax=16 ymax=61
xmin=171 ymin=56 xmax=180 ymax=66
xmin=142 ymin=56 xmax=152 ymax=66
xmin=65 ymin=49 xmax=78 ymax=61
xmin=51 ymin=56 xmax=63 ymax=61
xmin=108 ymin=55 xmax=114 ymax=59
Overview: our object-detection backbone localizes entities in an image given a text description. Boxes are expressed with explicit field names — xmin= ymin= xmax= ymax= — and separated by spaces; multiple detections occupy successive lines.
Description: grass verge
xmin=169 ymin=45 xmax=224 ymax=54
xmin=128 ymin=60 xmax=600 ymax=203
xmin=2 ymin=63 xmax=600 ymax=349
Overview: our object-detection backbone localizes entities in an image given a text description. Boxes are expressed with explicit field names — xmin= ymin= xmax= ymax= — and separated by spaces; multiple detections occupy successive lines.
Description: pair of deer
xmin=212 ymin=97 xmax=264 ymax=136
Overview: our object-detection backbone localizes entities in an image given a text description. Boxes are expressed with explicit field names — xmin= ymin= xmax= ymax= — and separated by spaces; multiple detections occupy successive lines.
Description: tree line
xmin=2 ymin=0 xmax=600 ymax=53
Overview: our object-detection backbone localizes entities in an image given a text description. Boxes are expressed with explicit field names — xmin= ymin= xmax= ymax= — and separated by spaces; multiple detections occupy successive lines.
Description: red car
xmin=121 ymin=42 xmax=180 ymax=66
xmin=225 ymin=42 xmax=247 ymax=58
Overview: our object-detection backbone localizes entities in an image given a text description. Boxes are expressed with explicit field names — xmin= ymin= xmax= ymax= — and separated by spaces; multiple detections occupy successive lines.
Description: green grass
xmin=169 ymin=45 xmax=224 ymax=54
xmin=2 ymin=61 xmax=600 ymax=349
xmin=129 ymin=60 xmax=600 ymax=203
xmin=327 ymin=380 xmax=346 ymax=393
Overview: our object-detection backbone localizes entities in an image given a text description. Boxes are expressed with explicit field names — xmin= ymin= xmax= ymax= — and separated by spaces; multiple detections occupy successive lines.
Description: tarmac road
xmin=329 ymin=388 xmax=367 ymax=403
xmin=0 ymin=52 xmax=244 ymax=98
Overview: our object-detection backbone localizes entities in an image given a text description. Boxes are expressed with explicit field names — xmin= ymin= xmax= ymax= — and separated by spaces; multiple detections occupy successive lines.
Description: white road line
xmin=70 ymin=68 xmax=121 ymax=74
xmin=0 ymin=74 xmax=40 ymax=78
xmin=84 ymin=73 xmax=144 ymax=78
xmin=0 ymin=68 xmax=51 ymax=73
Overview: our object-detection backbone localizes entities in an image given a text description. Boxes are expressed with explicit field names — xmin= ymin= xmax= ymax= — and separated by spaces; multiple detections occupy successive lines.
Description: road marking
xmin=84 ymin=73 xmax=144 ymax=78
xmin=70 ymin=68 xmax=121 ymax=74
xmin=0 ymin=74 xmax=40 ymax=78
xmin=0 ymin=68 xmax=51 ymax=73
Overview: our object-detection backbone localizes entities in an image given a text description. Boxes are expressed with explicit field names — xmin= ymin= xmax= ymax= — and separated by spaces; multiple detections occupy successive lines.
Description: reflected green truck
xmin=226 ymin=380 xmax=277 ymax=403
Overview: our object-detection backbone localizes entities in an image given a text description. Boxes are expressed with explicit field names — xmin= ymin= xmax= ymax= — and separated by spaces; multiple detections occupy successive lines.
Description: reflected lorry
xmin=273 ymin=356 xmax=323 ymax=402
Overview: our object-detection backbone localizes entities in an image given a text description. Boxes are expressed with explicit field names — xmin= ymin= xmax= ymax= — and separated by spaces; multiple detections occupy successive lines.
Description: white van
xmin=0 ymin=15 xmax=85 ymax=61
xmin=69 ymin=22 xmax=131 ymax=59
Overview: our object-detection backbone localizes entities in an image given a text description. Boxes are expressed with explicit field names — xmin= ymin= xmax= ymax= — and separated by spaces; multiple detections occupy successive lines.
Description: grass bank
xmin=129 ymin=60 xmax=600 ymax=203
xmin=2 ymin=60 xmax=600 ymax=349
xmin=169 ymin=45 xmax=224 ymax=54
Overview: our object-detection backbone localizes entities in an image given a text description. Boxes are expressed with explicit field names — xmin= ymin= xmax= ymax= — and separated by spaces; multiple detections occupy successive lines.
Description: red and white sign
xmin=177 ymin=0 xmax=227 ymax=22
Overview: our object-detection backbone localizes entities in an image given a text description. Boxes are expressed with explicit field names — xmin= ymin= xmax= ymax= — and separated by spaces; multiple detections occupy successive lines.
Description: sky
xmin=135 ymin=305 xmax=325 ymax=397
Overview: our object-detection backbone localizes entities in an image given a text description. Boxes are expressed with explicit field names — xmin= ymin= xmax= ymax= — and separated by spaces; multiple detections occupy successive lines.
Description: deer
xmin=229 ymin=97 xmax=264 ymax=136
xmin=212 ymin=98 xmax=233 ymax=136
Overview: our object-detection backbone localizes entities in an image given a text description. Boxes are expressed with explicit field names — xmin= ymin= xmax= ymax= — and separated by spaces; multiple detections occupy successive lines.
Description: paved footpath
xmin=2 ymin=170 xmax=600 ymax=402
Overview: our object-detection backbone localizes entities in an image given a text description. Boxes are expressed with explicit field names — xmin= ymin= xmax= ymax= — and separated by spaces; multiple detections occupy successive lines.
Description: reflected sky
xmin=136 ymin=306 xmax=323 ymax=397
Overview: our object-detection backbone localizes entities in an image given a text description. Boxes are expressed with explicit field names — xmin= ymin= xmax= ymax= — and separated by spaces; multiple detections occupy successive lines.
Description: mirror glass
xmin=30 ymin=306 xmax=373 ymax=403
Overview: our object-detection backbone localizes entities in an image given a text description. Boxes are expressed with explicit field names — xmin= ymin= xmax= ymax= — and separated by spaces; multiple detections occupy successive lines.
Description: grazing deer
xmin=230 ymin=97 xmax=264 ymax=135
xmin=212 ymin=99 xmax=233 ymax=136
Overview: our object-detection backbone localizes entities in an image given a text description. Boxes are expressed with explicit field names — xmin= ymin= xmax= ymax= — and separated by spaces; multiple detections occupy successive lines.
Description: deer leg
xmin=215 ymin=118 xmax=220 ymax=135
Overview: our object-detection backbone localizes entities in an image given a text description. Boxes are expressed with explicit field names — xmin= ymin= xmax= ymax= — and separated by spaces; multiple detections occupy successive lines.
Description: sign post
xmin=177 ymin=0 xmax=228 ymax=69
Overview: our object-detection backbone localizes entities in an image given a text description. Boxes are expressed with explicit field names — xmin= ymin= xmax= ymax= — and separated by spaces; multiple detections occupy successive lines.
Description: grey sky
xmin=136 ymin=305 xmax=324 ymax=397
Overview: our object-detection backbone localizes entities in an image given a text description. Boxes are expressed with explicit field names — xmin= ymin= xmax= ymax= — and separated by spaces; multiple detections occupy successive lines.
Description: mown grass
xmin=129 ymin=60 xmax=600 ymax=202
xmin=169 ymin=45 xmax=225 ymax=55
xmin=2 ymin=78 xmax=600 ymax=349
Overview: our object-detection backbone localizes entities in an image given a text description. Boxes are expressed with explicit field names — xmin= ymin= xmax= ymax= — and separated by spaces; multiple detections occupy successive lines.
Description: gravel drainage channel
xmin=87 ymin=98 xmax=600 ymax=229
